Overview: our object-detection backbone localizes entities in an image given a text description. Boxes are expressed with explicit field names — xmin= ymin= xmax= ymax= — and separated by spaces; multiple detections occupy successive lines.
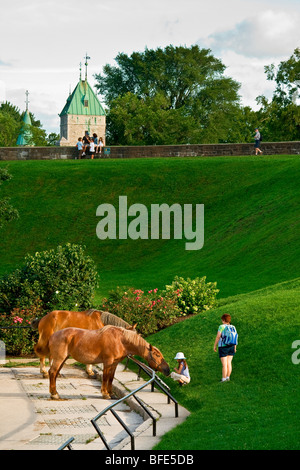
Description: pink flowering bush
xmin=101 ymin=287 xmax=181 ymax=335
xmin=0 ymin=302 xmax=42 ymax=356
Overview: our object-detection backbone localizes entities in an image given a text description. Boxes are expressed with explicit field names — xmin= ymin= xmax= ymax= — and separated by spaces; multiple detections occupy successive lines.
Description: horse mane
xmin=100 ymin=311 xmax=132 ymax=329
xmin=99 ymin=325 xmax=148 ymax=351
xmin=122 ymin=327 xmax=148 ymax=350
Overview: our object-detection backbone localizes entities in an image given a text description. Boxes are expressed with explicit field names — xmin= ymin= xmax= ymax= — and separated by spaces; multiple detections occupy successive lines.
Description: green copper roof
xmin=16 ymin=110 xmax=33 ymax=146
xmin=60 ymin=80 xmax=106 ymax=116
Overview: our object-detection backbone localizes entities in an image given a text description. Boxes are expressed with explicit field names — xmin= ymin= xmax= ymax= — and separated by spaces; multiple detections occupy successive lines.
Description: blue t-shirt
xmin=76 ymin=141 xmax=83 ymax=150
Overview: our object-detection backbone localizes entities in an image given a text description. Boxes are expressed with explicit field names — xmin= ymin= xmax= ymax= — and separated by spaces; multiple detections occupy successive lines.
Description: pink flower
xmin=13 ymin=316 xmax=23 ymax=324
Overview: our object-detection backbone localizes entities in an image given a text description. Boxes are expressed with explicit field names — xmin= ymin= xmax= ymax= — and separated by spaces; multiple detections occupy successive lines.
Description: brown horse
xmin=48 ymin=325 xmax=170 ymax=400
xmin=33 ymin=309 xmax=136 ymax=378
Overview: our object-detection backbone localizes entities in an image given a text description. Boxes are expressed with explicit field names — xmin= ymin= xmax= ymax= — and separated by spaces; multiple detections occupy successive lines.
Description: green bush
xmin=164 ymin=275 xmax=219 ymax=316
xmin=101 ymin=286 xmax=181 ymax=335
xmin=0 ymin=243 xmax=99 ymax=312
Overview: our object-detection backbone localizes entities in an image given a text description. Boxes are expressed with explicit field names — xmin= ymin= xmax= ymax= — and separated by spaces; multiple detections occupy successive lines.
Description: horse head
xmin=147 ymin=344 xmax=170 ymax=377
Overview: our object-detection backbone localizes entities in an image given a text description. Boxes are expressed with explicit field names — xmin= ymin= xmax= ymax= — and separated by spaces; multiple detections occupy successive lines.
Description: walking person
xmin=214 ymin=314 xmax=238 ymax=382
xmin=170 ymin=352 xmax=190 ymax=386
xmin=254 ymin=128 xmax=263 ymax=155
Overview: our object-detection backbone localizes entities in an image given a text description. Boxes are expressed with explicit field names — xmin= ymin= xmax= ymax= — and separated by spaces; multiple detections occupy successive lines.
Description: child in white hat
xmin=170 ymin=352 xmax=190 ymax=385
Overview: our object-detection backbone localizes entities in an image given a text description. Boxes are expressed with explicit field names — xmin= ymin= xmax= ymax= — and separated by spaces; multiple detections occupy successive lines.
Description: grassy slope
xmin=0 ymin=156 xmax=299 ymax=301
xmin=0 ymin=155 xmax=299 ymax=449
xmin=149 ymin=278 xmax=300 ymax=450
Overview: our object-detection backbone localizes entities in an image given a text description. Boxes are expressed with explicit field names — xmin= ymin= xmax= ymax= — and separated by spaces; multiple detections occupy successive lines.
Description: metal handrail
xmin=59 ymin=356 xmax=179 ymax=450
xmin=90 ymin=358 xmax=157 ymax=450
xmin=57 ymin=437 xmax=74 ymax=450
xmin=127 ymin=356 xmax=179 ymax=417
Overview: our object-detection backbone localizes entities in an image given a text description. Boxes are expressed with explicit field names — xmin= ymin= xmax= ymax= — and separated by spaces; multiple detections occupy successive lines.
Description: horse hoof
xmin=102 ymin=393 xmax=111 ymax=399
xmin=43 ymin=372 xmax=49 ymax=379
xmin=50 ymin=393 xmax=60 ymax=400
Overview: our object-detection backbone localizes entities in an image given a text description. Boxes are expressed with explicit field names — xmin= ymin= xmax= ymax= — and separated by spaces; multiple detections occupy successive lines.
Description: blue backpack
xmin=222 ymin=324 xmax=238 ymax=346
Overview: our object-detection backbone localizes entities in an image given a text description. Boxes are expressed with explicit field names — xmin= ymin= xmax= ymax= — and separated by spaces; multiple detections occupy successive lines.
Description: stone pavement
xmin=0 ymin=360 xmax=190 ymax=450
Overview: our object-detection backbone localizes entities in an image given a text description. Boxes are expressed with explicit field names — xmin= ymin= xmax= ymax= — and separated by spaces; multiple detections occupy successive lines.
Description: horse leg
xmin=40 ymin=357 xmax=49 ymax=378
xmin=101 ymin=365 xmax=112 ymax=399
xmin=107 ymin=364 xmax=118 ymax=398
xmin=49 ymin=358 xmax=67 ymax=400
xmin=86 ymin=364 xmax=95 ymax=377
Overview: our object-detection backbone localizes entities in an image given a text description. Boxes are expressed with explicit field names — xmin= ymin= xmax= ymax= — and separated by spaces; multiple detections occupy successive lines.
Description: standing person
xmin=76 ymin=137 xmax=83 ymax=159
xmin=214 ymin=314 xmax=238 ymax=382
xmin=89 ymin=138 xmax=95 ymax=159
xmin=254 ymin=128 xmax=263 ymax=155
xmin=170 ymin=352 xmax=191 ymax=385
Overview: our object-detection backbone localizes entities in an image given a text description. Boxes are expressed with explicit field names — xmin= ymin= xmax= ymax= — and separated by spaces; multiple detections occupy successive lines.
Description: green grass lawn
xmin=149 ymin=278 xmax=300 ymax=450
xmin=0 ymin=156 xmax=299 ymax=300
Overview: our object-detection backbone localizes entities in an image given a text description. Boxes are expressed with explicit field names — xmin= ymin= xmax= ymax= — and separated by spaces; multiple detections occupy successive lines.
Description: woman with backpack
xmin=214 ymin=314 xmax=238 ymax=382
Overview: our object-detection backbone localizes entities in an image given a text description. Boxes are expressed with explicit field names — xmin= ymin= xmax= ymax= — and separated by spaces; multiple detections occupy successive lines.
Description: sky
xmin=0 ymin=0 xmax=299 ymax=135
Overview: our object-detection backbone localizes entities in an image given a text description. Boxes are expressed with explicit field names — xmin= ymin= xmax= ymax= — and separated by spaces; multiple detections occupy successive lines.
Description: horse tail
xmin=101 ymin=311 xmax=132 ymax=329
xmin=34 ymin=336 xmax=50 ymax=358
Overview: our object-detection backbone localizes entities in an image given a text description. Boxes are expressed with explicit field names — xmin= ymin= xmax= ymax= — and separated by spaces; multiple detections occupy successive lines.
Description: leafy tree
xmin=0 ymin=101 xmax=49 ymax=147
xmin=255 ymin=48 xmax=300 ymax=141
xmin=264 ymin=48 xmax=300 ymax=106
xmin=95 ymin=45 xmax=242 ymax=145
xmin=47 ymin=132 xmax=60 ymax=146
xmin=0 ymin=111 xmax=22 ymax=146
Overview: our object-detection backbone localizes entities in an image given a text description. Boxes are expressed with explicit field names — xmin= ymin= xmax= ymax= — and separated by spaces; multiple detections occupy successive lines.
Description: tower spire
xmin=25 ymin=90 xmax=29 ymax=111
xmin=84 ymin=53 xmax=90 ymax=81
xmin=79 ymin=62 xmax=82 ymax=81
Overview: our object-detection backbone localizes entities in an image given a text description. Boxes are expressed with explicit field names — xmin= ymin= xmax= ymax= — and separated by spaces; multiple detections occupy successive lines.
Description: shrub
xmin=0 ymin=243 xmax=99 ymax=312
xmin=0 ymin=301 xmax=42 ymax=356
xmin=164 ymin=275 xmax=219 ymax=316
xmin=101 ymin=287 xmax=181 ymax=335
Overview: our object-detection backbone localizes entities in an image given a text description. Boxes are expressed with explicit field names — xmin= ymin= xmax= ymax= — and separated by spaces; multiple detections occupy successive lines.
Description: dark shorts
xmin=219 ymin=345 xmax=235 ymax=358
xmin=255 ymin=139 xmax=261 ymax=148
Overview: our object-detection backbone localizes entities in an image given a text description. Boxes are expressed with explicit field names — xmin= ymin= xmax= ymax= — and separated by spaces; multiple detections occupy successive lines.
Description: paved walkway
xmin=0 ymin=360 xmax=189 ymax=450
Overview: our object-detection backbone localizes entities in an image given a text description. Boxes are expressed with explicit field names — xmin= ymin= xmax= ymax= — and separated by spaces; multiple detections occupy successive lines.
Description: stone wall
xmin=0 ymin=141 xmax=299 ymax=161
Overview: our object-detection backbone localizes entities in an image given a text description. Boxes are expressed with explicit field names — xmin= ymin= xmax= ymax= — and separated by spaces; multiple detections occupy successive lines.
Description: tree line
xmin=95 ymin=45 xmax=300 ymax=145
xmin=1 ymin=45 xmax=299 ymax=146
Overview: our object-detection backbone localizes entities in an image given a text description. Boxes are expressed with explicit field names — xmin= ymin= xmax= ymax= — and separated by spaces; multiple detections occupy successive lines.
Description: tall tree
xmin=255 ymin=48 xmax=300 ymax=141
xmin=95 ymin=45 xmax=242 ymax=145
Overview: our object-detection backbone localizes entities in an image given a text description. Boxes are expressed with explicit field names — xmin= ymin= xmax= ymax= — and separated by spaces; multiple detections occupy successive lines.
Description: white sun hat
xmin=174 ymin=352 xmax=186 ymax=360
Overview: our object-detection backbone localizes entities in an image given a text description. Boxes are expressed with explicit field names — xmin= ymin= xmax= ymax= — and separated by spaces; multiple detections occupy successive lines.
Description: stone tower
xmin=59 ymin=58 xmax=106 ymax=146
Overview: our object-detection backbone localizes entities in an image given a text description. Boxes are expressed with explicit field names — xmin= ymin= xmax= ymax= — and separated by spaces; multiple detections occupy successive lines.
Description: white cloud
xmin=204 ymin=10 xmax=300 ymax=58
